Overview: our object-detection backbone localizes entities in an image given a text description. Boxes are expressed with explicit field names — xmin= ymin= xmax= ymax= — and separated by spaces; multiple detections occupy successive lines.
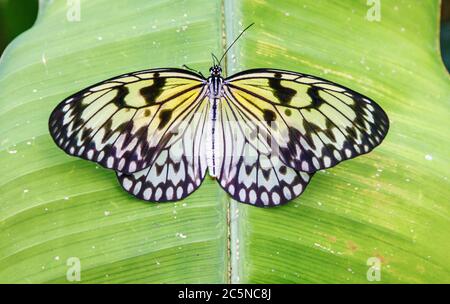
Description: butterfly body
xmin=206 ymin=66 xmax=226 ymax=177
xmin=207 ymin=97 xmax=220 ymax=177
xmin=49 ymin=65 xmax=389 ymax=207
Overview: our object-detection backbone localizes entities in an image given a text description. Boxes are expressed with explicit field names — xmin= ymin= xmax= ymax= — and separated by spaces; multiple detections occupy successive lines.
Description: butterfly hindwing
xmin=117 ymin=96 xmax=209 ymax=201
xmin=49 ymin=68 xmax=206 ymax=174
xmin=216 ymin=97 xmax=313 ymax=206
xmin=225 ymin=69 xmax=389 ymax=173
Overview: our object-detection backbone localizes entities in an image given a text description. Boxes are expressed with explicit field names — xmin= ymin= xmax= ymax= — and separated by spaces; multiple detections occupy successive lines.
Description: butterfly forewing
xmin=49 ymin=68 xmax=206 ymax=174
xmin=225 ymin=69 xmax=389 ymax=173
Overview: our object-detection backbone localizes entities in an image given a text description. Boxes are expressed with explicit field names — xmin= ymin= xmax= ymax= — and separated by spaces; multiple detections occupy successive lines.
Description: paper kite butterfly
xmin=49 ymin=25 xmax=389 ymax=207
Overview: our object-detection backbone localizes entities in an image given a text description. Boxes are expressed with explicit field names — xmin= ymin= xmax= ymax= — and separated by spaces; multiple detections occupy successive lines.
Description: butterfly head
xmin=209 ymin=65 xmax=222 ymax=76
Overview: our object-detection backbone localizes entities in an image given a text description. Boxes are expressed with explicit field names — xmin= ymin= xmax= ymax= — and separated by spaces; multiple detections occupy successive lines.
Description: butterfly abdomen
xmin=206 ymin=75 xmax=224 ymax=178
xmin=207 ymin=98 xmax=220 ymax=177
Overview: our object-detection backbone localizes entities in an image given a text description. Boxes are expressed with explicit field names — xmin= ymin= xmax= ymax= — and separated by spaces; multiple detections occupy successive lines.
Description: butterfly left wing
xmin=49 ymin=68 xmax=206 ymax=174
xmin=116 ymin=97 xmax=209 ymax=201
xmin=215 ymin=97 xmax=313 ymax=207
xmin=224 ymin=69 xmax=389 ymax=173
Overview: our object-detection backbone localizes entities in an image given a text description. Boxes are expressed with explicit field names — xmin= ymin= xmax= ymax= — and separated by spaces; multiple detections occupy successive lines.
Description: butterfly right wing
xmin=216 ymin=96 xmax=313 ymax=207
xmin=49 ymin=68 xmax=206 ymax=174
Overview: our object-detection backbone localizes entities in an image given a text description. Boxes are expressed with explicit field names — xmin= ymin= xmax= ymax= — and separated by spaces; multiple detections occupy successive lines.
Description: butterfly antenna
xmin=218 ymin=23 xmax=254 ymax=66
xmin=211 ymin=53 xmax=220 ymax=66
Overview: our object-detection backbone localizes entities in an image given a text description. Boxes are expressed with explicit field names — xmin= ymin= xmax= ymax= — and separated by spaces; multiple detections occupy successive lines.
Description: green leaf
xmin=0 ymin=0 xmax=449 ymax=283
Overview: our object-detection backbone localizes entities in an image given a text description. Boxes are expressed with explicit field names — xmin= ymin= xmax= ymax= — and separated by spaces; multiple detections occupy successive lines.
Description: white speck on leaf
xmin=176 ymin=232 xmax=187 ymax=239
xmin=41 ymin=53 xmax=47 ymax=65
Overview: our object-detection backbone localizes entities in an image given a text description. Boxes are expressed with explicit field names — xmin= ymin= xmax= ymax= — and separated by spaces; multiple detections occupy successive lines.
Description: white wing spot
xmin=293 ymin=184 xmax=303 ymax=195
xmin=239 ymin=189 xmax=246 ymax=202
xmin=155 ymin=188 xmax=162 ymax=200
xmin=87 ymin=149 xmax=94 ymax=160
xmin=272 ymin=192 xmax=281 ymax=205
xmin=129 ymin=161 xmax=137 ymax=172
xmin=261 ymin=192 xmax=269 ymax=205
xmin=333 ymin=150 xmax=342 ymax=161
xmin=78 ymin=146 xmax=85 ymax=156
xmin=64 ymin=98 xmax=74 ymax=104
xmin=118 ymin=159 xmax=125 ymax=171
xmin=345 ymin=149 xmax=352 ymax=157
xmin=97 ymin=151 xmax=105 ymax=162
xmin=249 ymin=190 xmax=257 ymax=204
xmin=228 ymin=185 xmax=235 ymax=195
xmin=176 ymin=186 xmax=183 ymax=199
xmin=123 ymin=178 xmax=132 ymax=191
xmin=312 ymin=157 xmax=320 ymax=170
xmin=133 ymin=182 xmax=142 ymax=195
xmin=143 ymin=188 xmax=152 ymax=200
xmin=300 ymin=172 xmax=310 ymax=182
xmin=301 ymin=161 xmax=309 ymax=171
xmin=283 ymin=187 xmax=292 ymax=200
xmin=107 ymin=156 xmax=114 ymax=168
xmin=166 ymin=187 xmax=174 ymax=200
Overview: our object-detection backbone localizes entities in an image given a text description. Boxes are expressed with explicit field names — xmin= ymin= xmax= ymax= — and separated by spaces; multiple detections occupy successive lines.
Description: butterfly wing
xmin=117 ymin=98 xmax=209 ymax=201
xmin=49 ymin=68 xmax=206 ymax=174
xmin=224 ymin=69 xmax=389 ymax=173
xmin=216 ymin=97 xmax=313 ymax=207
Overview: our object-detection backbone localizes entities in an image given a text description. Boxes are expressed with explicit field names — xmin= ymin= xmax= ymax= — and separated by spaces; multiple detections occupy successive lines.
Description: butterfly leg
xmin=182 ymin=64 xmax=205 ymax=78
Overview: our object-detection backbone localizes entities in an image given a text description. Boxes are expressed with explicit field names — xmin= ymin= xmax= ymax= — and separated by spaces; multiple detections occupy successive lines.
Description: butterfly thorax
xmin=207 ymin=66 xmax=224 ymax=99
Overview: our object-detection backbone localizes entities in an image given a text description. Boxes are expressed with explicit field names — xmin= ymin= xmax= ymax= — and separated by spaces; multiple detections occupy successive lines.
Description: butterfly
xmin=48 ymin=25 xmax=389 ymax=207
